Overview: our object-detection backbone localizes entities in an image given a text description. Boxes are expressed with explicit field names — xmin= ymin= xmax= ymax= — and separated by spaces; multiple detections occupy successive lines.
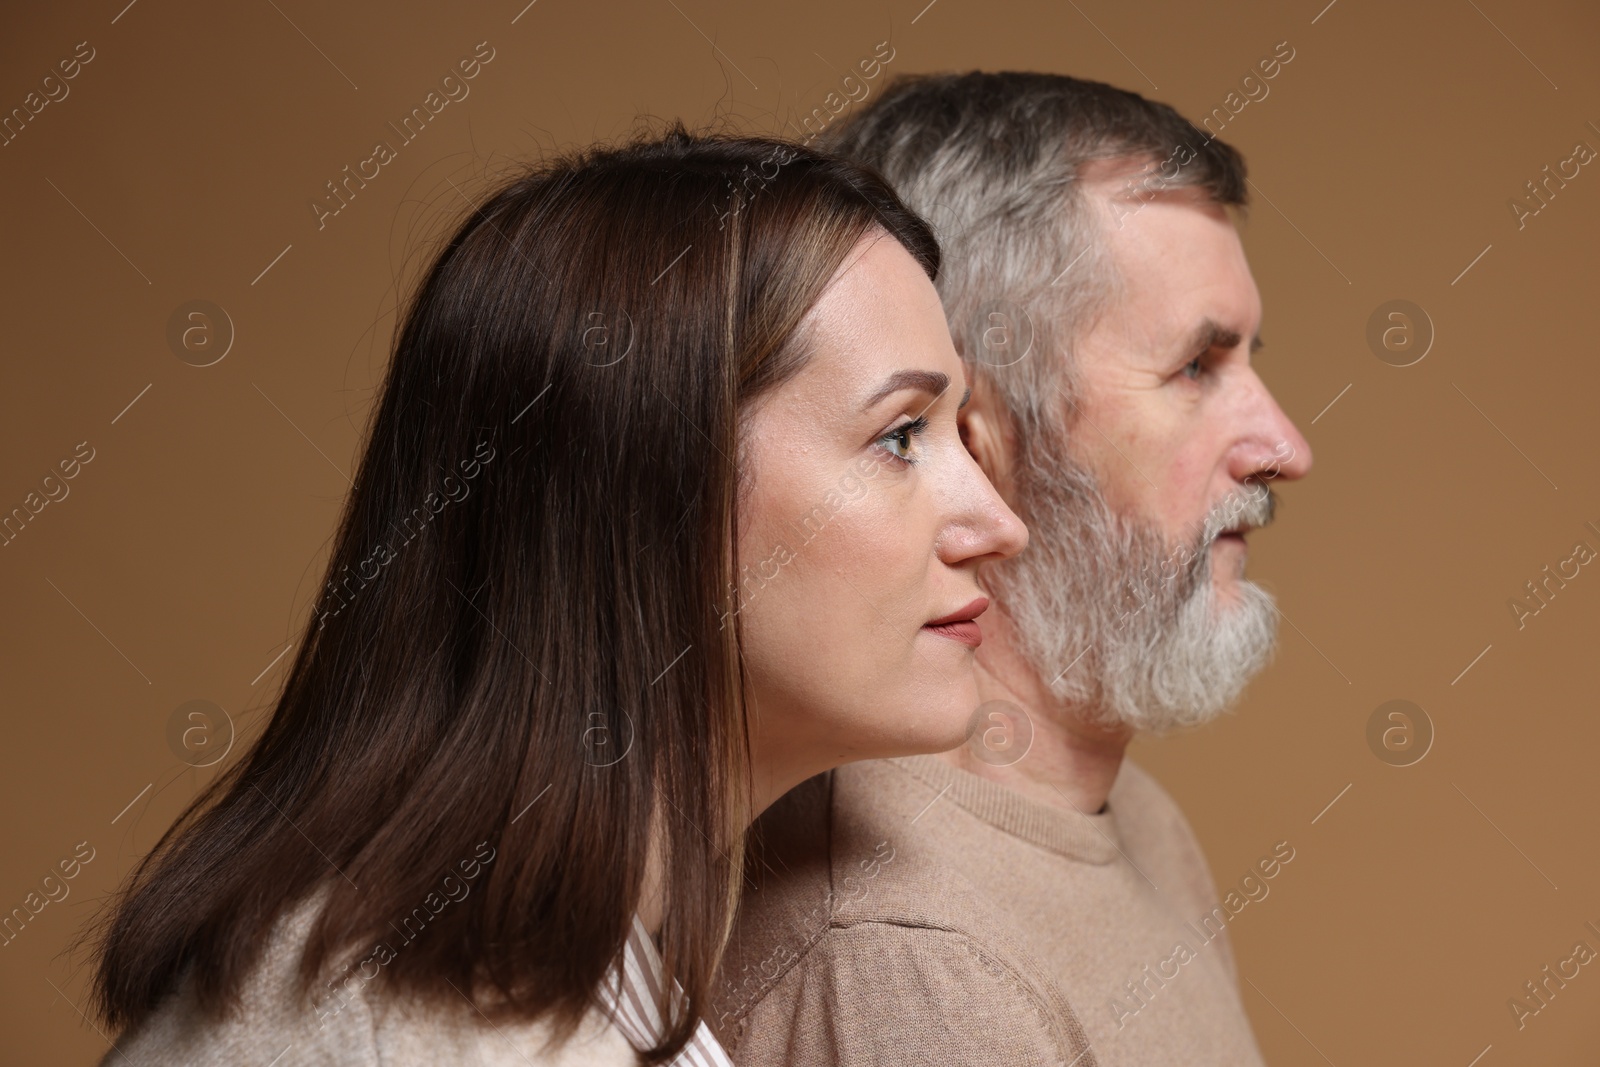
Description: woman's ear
xmin=957 ymin=371 xmax=1016 ymax=505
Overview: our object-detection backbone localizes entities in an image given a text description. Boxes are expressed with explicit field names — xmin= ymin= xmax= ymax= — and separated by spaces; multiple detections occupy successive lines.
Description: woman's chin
xmin=916 ymin=698 xmax=984 ymax=758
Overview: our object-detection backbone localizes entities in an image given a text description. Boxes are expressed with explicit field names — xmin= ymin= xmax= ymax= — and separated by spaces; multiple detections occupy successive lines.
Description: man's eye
xmin=1182 ymin=356 xmax=1204 ymax=380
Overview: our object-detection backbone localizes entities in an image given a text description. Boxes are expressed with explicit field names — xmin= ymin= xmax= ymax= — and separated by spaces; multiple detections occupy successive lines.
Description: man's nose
xmin=1229 ymin=368 xmax=1313 ymax=482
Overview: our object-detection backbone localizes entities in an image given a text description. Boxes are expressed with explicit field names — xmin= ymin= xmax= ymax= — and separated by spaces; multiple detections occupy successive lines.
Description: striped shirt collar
xmin=597 ymin=914 xmax=734 ymax=1067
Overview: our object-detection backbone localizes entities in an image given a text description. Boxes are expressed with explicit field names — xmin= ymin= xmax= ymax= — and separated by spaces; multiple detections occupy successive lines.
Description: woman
xmin=84 ymin=125 xmax=1027 ymax=1065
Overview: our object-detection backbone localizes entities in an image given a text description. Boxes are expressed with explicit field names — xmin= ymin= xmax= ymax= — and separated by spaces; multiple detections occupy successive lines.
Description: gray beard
xmin=983 ymin=429 xmax=1280 ymax=735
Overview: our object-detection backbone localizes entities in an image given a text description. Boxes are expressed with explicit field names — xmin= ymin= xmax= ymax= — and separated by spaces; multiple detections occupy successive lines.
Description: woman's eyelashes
xmin=876 ymin=415 xmax=930 ymax=465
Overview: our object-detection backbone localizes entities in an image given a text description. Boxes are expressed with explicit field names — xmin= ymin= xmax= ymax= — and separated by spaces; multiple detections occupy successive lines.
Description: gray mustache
xmin=1200 ymin=481 xmax=1277 ymax=546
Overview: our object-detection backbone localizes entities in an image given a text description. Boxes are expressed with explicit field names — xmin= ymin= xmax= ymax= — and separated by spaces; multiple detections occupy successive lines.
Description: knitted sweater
xmin=711 ymin=755 xmax=1268 ymax=1067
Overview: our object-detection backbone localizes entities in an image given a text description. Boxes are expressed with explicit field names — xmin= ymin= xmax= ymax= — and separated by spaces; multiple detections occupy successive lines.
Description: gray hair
xmin=822 ymin=71 xmax=1249 ymax=450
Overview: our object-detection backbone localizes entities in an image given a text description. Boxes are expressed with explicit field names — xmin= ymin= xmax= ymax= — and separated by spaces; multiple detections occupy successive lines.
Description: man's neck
xmin=936 ymin=608 xmax=1134 ymax=815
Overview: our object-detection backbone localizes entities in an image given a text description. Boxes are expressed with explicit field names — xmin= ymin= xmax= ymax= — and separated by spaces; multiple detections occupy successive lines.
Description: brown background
xmin=2 ymin=0 xmax=1597 ymax=1063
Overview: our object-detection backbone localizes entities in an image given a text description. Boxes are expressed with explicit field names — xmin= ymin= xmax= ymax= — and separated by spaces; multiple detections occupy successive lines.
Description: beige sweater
xmin=98 ymin=886 xmax=638 ymax=1067
xmin=711 ymin=755 xmax=1269 ymax=1067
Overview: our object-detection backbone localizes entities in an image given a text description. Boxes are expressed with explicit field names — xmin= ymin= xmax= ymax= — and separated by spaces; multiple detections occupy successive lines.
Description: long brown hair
xmin=84 ymin=124 xmax=938 ymax=1062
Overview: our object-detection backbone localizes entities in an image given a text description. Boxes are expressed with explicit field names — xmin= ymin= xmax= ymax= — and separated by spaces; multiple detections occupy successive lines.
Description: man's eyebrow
xmin=860 ymin=369 xmax=952 ymax=412
xmin=1182 ymin=317 xmax=1264 ymax=357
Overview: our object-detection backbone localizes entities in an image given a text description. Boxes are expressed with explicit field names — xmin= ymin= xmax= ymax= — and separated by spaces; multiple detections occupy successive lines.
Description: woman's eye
xmin=877 ymin=416 xmax=928 ymax=463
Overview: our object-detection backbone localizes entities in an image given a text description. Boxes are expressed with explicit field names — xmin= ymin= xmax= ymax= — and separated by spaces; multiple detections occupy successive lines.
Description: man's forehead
xmin=1085 ymin=261 xmax=1264 ymax=364
xmin=1088 ymin=213 xmax=1261 ymax=354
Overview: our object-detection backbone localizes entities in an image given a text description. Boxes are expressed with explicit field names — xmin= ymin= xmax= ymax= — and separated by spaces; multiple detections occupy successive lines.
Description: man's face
xmin=973 ymin=164 xmax=1315 ymax=735
xmin=1071 ymin=170 xmax=1312 ymax=596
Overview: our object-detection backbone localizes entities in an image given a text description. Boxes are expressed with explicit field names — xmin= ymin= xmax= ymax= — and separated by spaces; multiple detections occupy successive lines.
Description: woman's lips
xmin=923 ymin=596 xmax=987 ymax=648
xmin=922 ymin=619 xmax=983 ymax=647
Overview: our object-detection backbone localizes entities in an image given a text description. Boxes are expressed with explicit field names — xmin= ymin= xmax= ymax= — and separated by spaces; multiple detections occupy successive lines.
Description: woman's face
xmin=735 ymin=231 xmax=1029 ymax=812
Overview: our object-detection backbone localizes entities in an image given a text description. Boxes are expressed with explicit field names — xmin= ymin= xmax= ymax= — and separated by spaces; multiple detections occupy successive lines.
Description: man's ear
xmin=957 ymin=370 xmax=1016 ymax=505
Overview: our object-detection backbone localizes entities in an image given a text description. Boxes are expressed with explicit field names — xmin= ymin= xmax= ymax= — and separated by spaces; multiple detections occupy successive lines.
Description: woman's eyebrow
xmin=859 ymin=369 xmax=952 ymax=412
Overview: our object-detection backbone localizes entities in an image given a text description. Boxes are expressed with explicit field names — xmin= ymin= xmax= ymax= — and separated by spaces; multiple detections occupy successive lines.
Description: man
xmin=711 ymin=72 xmax=1313 ymax=1066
